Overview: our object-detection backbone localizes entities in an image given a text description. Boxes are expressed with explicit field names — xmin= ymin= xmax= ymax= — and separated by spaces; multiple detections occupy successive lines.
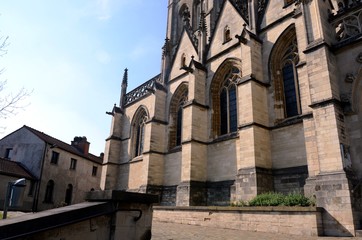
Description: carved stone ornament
xmin=357 ymin=52 xmax=362 ymax=63
xmin=345 ymin=73 xmax=355 ymax=83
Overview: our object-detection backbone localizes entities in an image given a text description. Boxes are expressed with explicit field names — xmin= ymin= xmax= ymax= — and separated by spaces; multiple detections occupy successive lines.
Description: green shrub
xmin=283 ymin=193 xmax=312 ymax=207
xmin=248 ymin=192 xmax=284 ymax=206
xmin=232 ymin=192 xmax=315 ymax=207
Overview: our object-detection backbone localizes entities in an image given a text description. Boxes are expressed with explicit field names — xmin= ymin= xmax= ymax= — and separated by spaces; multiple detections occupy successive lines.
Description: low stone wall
xmin=0 ymin=191 xmax=158 ymax=240
xmin=153 ymin=206 xmax=323 ymax=236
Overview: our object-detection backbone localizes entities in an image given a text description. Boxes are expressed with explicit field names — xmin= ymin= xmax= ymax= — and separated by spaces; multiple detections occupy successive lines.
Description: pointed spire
xmin=120 ymin=68 xmax=128 ymax=109
xmin=198 ymin=10 xmax=207 ymax=33
xmin=122 ymin=68 xmax=128 ymax=87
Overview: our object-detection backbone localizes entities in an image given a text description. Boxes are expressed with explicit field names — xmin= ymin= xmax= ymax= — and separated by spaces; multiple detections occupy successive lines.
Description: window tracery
xmin=211 ymin=62 xmax=241 ymax=137
xmin=270 ymin=26 xmax=301 ymax=121
xmin=220 ymin=68 xmax=239 ymax=134
xmin=132 ymin=108 xmax=148 ymax=158
xmin=169 ymin=84 xmax=188 ymax=149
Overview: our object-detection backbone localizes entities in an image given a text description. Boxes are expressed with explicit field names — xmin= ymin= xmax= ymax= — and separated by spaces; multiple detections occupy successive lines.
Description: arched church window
xmin=220 ymin=67 xmax=239 ymax=134
xmin=270 ymin=26 xmax=301 ymax=120
xmin=44 ymin=180 xmax=54 ymax=203
xmin=132 ymin=108 xmax=148 ymax=157
xmin=211 ymin=62 xmax=241 ymax=137
xmin=193 ymin=0 xmax=201 ymax=31
xmin=176 ymin=93 xmax=188 ymax=146
xmin=169 ymin=84 xmax=188 ymax=149
xmin=177 ymin=4 xmax=190 ymax=40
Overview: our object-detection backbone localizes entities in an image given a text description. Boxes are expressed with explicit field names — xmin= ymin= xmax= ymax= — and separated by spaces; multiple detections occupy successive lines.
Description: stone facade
xmin=101 ymin=0 xmax=362 ymax=236
xmin=153 ymin=206 xmax=323 ymax=236
xmin=0 ymin=126 xmax=103 ymax=211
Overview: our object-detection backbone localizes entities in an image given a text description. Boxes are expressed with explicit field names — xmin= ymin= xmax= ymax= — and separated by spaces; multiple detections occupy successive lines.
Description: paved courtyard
xmin=152 ymin=221 xmax=362 ymax=240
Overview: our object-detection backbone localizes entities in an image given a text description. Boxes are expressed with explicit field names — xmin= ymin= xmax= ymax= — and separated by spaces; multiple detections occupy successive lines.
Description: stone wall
xmin=153 ymin=206 xmax=323 ymax=236
xmin=0 ymin=191 xmax=158 ymax=240
xmin=273 ymin=166 xmax=309 ymax=194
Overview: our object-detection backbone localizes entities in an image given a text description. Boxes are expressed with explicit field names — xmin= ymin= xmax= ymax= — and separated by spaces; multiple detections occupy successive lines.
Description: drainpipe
xmin=32 ymin=143 xmax=48 ymax=212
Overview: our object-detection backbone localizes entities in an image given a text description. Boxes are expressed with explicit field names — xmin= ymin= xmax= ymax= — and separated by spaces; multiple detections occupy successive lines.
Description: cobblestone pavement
xmin=152 ymin=221 xmax=362 ymax=240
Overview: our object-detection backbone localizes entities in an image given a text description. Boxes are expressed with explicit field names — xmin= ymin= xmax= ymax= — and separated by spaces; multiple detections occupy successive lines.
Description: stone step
xmin=356 ymin=230 xmax=362 ymax=237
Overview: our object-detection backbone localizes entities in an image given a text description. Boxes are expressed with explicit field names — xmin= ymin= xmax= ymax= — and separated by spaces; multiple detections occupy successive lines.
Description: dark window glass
xmin=44 ymin=180 xmax=54 ymax=203
xmin=135 ymin=116 xmax=146 ymax=157
xmin=70 ymin=158 xmax=77 ymax=170
xmin=50 ymin=151 xmax=59 ymax=164
xmin=5 ymin=148 xmax=13 ymax=159
xmin=176 ymin=106 xmax=183 ymax=146
xmin=65 ymin=184 xmax=73 ymax=205
xmin=229 ymin=85 xmax=238 ymax=132
xmin=220 ymin=88 xmax=228 ymax=135
xmin=92 ymin=166 xmax=98 ymax=176
xmin=282 ymin=63 xmax=298 ymax=117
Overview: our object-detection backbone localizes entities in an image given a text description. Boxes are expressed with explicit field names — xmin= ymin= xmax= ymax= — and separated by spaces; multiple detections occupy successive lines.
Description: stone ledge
xmin=153 ymin=205 xmax=320 ymax=212
xmin=86 ymin=190 xmax=159 ymax=204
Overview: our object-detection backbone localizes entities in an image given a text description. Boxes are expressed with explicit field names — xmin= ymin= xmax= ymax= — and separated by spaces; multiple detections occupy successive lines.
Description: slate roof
xmin=0 ymin=157 xmax=36 ymax=180
xmin=23 ymin=125 xmax=103 ymax=165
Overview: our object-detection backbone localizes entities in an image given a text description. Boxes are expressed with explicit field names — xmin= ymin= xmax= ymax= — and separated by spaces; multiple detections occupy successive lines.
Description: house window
xmin=50 ymin=151 xmax=59 ymax=164
xmin=132 ymin=108 xmax=148 ymax=158
xmin=44 ymin=180 xmax=54 ymax=203
xmin=65 ymin=184 xmax=73 ymax=205
xmin=92 ymin=166 xmax=98 ymax=176
xmin=70 ymin=158 xmax=77 ymax=170
xmin=5 ymin=148 xmax=13 ymax=159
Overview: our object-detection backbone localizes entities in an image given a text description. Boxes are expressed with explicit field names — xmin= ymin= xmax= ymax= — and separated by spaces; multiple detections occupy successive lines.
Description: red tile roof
xmin=23 ymin=126 xmax=103 ymax=165
xmin=0 ymin=157 xmax=36 ymax=180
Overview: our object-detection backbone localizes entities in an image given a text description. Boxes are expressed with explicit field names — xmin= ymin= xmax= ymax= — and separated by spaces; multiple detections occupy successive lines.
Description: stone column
xmin=141 ymin=85 xmax=168 ymax=197
xmin=176 ymin=66 xmax=208 ymax=206
xmin=304 ymin=43 xmax=356 ymax=235
xmin=232 ymin=38 xmax=272 ymax=202
xmin=101 ymin=107 xmax=124 ymax=191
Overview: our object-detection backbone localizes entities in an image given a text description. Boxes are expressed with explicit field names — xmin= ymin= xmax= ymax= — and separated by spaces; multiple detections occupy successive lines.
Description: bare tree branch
xmin=0 ymin=34 xmax=32 ymax=121
xmin=0 ymin=80 xmax=32 ymax=119
xmin=0 ymin=35 xmax=9 ymax=57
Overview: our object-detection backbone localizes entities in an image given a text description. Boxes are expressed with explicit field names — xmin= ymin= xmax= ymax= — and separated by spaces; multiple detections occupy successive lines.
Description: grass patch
xmin=232 ymin=192 xmax=315 ymax=207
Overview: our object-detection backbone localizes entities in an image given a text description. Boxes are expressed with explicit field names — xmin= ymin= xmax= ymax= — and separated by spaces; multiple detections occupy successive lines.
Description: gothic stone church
xmin=101 ymin=0 xmax=362 ymax=235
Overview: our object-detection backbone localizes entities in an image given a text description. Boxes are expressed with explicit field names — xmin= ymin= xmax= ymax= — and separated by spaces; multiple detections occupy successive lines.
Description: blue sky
xmin=0 ymin=0 xmax=168 ymax=155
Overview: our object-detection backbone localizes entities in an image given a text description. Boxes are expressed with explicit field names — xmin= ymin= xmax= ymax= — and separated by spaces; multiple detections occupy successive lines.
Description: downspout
xmin=32 ymin=143 xmax=48 ymax=212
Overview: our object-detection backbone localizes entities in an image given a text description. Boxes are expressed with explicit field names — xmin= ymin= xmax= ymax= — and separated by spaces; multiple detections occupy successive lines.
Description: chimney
xmin=71 ymin=136 xmax=90 ymax=155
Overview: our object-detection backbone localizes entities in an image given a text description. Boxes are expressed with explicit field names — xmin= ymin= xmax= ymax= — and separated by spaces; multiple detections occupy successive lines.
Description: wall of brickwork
xmin=273 ymin=166 xmax=308 ymax=194
xmin=164 ymin=151 xmax=182 ymax=185
xmin=271 ymin=123 xmax=307 ymax=169
xmin=207 ymin=138 xmax=238 ymax=182
xmin=206 ymin=180 xmax=235 ymax=206
xmin=0 ymin=192 xmax=157 ymax=240
xmin=153 ymin=206 xmax=323 ymax=236
xmin=206 ymin=1 xmax=245 ymax=59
